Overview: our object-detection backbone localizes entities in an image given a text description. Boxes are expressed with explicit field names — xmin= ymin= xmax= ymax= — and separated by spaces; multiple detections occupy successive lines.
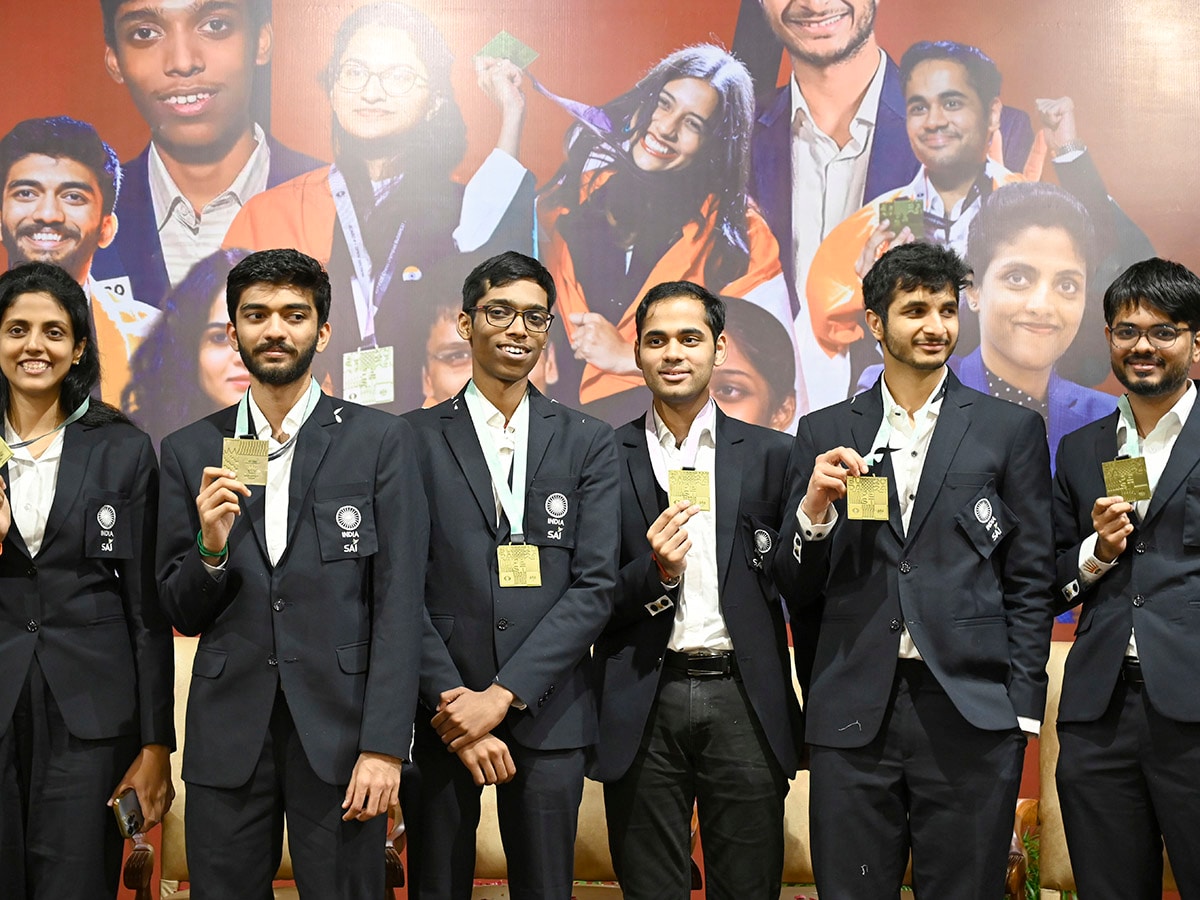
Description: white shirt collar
xmin=880 ymin=368 xmax=949 ymax=424
xmin=650 ymin=397 xmax=717 ymax=450
xmin=464 ymin=380 xmax=531 ymax=439
xmin=245 ymin=381 xmax=314 ymax=445
xmin=148 ymin=123 xmax=270 ymax=229
xmin=790 ymin=48 xmax=887 ymax=135
xmin=1117 ymin=381 xmax=1196 ymax=445
xmin=4 ymin=416 xmax=65 ymax=463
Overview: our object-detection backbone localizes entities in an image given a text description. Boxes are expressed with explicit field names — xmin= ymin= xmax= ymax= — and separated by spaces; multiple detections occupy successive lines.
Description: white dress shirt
xmin=149 ymin=124 xmax=272 ymax=288
xmin=4 ymin=419 xmax=64 ymax=558
xmin=463 ymin=381 xmax=530 ymax=527
xmin=1076 ymin=382 xmax=1196 ymax=658
xmin=648 ymin=403 xmax=731 ymax=652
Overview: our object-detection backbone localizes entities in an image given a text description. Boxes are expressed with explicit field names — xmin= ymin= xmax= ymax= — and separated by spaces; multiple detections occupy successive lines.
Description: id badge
xmin=668 ymin=469 xmax=711 ymax=511
xmin=343 ymin=346 xmax=395 ymax=406
xmin=222 ymin=438 xmax=268 ymax=486
xmin=0 ymin=436 xmax=12 ymax=468
xmin=879 ymin=198 xmax=925 ymax=240
xmin=1102 ymin=456 xmax=1152 ymax=502
xmin=847 ymin=475 xmax=889 ymax=521
xmin=498 ymin=543 xmax=542 ymax=587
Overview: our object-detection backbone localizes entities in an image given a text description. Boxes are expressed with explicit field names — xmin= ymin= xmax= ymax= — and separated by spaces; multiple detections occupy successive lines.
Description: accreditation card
xmin=668 ymin=469 xmax=712 ymax=511
xmin=1102 ymin=456 xmax=1152 ymax=502
xmin=498 ymin=543 xmax=542 ymax=587
xmin=846 ymin=475 xmax=890 ymax=521
xmin=222 ymin=438 xmax=269 ymax=486
xmin=343 ymin=346 xmax=395 ymax=407
xmin=879 ymin=198 xmax=924 ymax=240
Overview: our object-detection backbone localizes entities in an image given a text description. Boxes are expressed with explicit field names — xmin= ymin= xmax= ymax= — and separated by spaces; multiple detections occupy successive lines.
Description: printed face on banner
xmin=629 ymin=77 xmax=719 ymax=174
xmin=759 ymin=0 xmax=878 ymax=68
xmin=103 ymin=0 xmax=272 ymax=160
xmin=711 ymin=333 xmax=796 ymax=431
xmin=969 ymin=225 xmax=1086 ymax=381
xmin=1 ymin=154 xmax=116 ymax=283
xmin=198 ymin=291 xmax=250 ymax=407
xmin=422 ymin=312 xmax=473 ymax=405
xmin=905 ymin=58 xmax=1000 ymax=182
xmin=0 ymin=291 xmax=85 ymax=399
xmin=330 ymin=26 xmax=435 ymax=144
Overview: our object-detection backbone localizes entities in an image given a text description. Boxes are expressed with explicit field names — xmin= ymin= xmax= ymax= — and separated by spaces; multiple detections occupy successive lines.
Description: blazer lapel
xmin=623 ymin=416 xmax=662 ymax=530
xmin=525 ymin=389 xmax=557 ymax=488
xmin=849 ymin=385 xmax=903 ymax=542
xmin=714 ymin=410 xmax=743 ymax=594
xmin=39 ymin=422 xmax=94 ymax=553
xmin=0 ymin=461 xmax=31 ymax=560
xmin=443 ymin=391 xmax=503 ymax=536
xmin=1142 ymin=387 xmax=1200 ymax=525
xmin=904 ymin=376 xmax=971 ymax=546
xmin=280 ymin=395 xmax=334 ymax=559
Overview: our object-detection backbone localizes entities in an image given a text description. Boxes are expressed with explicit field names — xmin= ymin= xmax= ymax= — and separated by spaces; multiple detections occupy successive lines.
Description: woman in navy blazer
xmin=0 ymin=263 xmax=173 ymax=899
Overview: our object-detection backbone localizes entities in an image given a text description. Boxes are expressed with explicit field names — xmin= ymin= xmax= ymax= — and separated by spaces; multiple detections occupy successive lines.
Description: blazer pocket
xmin=525 ymin=475 xmax=581 ymax=550
xmin=337 ymin=641 xmax=370 ymax=674
xmin=740 ymin=502 xmax=781 ymax=576
xmin=313 ymin=496 xmax=379 ymax=561
xmin=192 ymin=648 xmax=227 ymax=679
xmin=953 ymin=483 xmax=1019 ymax=560
xmin=83 ymin=493 xmax=134 ymax=560
xmin=1183 ymin=476 xmax=1200 ymax=547
xmin=430 ymin=614 xmax=455 ymax=643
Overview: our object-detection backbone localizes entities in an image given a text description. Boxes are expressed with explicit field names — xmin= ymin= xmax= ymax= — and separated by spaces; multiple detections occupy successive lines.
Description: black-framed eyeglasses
xmin=335 ymin=61 xmax=427 ymax=97
xmin=1109 ymin=324 xmax=1193 ymax=349
xmin=469 ymin=305 xmax=555 ymax=333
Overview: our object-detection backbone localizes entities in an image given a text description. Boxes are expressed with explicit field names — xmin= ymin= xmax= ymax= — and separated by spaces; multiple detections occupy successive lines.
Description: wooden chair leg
xmin=122 ymin=841 xmax=155 ymax=900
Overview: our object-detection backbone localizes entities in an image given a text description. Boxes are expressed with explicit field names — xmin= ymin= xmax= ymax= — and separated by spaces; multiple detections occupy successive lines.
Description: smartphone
xmin=112 ymin=789 xmax=145 ymax=839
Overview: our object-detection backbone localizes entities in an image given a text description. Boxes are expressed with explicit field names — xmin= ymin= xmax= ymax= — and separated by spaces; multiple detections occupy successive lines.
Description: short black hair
xmin=967 ymin=181 xmax=1095 ymax=280
xmin=101 ymin=0 xmax=271 ymax=48
xmin=226 ymin=249 xmax=332 ymax=325
xmin=900 ymin=40 xmax=1002 ymax=108
xmin=721 ymin=295 xmax=793 ymax=409
xmin=863 ymin=242 xmax=972 ymax=323
xmin=634 ymin=280 xmax=726 ymax=341
xmin=461 ymin=251 xmax=556 ymax=313
xmin=1102 ymin=258 xmax=1200 ymax=330
xmin=0 ymin=116 xmax=120 ymax=217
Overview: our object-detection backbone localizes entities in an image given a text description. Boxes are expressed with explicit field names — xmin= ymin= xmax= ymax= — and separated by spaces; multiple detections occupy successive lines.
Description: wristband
xmin=652 ymin=552 xmax=680 ymax=587
xmin=196 ymin=530 xmax=228 ymax=559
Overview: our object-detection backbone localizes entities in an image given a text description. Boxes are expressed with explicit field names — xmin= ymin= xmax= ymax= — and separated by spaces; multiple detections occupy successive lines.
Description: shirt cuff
xmin=1053 ymin=148 xmax=1086 ymax=164
xmin=495 ymin=679 xmax=527 ymax=711
xmin=202 ymin=556 xmax=228 ymax=579
xmin=1077 ymin=532 xmax=1118 ymax=585
xmin=453 ymin=149 xmax=526 ymax=252
xmin=1017 ymin=716 xmax=1041 ymax=738
xmin=793 ymin=502 xmax=837 ymax=562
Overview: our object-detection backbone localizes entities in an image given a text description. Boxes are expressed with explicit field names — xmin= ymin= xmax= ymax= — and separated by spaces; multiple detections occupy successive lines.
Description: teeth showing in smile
xmin=501 ymin=345 xmax=529 ymax=357
xmin=20 ymin=360 xmax=50 ymax=373
xmin=643 ymin=134 xmax=674 ymax=156
xmin=164 ymin=93 xmax=212 ymax=106
xmin=29 ymin=231 xmax=63 ymax=243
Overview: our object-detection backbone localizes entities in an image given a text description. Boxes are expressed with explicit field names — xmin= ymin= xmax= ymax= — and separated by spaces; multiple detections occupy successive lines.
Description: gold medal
xmin=0 ymin=436 xmax=12 ymax=469
xmin=222 ymin=438 xmax=269 ymax=486
xmin=497 ymin=543 xmax=542 ymax=587
xmin=668 ymin=469 xmax=711 ymax=511
xmin=1102 ymin=456 xmax=1152 ymax=502
xmin=847 ymin=475 xmax=890 ymax=521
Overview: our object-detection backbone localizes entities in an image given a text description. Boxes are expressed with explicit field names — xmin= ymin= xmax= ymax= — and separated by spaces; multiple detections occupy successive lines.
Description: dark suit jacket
xmin=92 ymin=136 xmax=321 ymax=309
xmin=590 ymin=410 xmax=803 ymax=782
xmin=403 ymin=386 xmax=619 ymax=752
xmin=1052 ymin=391 xmax=1200 ymax=723
xmin=0 ymin=420 xmax=172 ymax=748
xmin=774 ymin=371 xmax=1055 ymax=747
xmin=157 ymin=393 xmax=428 ymax=788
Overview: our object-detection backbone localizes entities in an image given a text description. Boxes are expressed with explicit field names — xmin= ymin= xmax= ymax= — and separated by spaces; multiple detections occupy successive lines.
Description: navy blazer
xmin=403 ymin=387 xmax=619 ymax=752
xmin=590 ymin=409 xmax=803 ymax=781
xmin=774 ymin=371 xmax=1055 ymax=747
xmin=157 ymin=393 xmax=429 ymax=788
xmin=92 ymin=136 xmax=322 ymax=309
xmin=1052 ymin=390 xmax=1200 ymax=723
xmin=0 ymin=420 xmax=172 ymax=748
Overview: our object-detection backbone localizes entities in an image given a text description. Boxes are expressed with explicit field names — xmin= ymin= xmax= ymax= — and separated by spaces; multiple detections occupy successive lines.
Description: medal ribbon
xmin=235 ymin=378 xmax=322 ymax=461
xmin=3 ymin=396 xmax=90 ymax=450
xmin=1116 ymin=394 xmax=1143 ymax=459
xmin=864 ymin=379 xmax=947 ymax=467
xmin=466 ymin=381 xmax=530 ymax=543
xmin=645 ymin=398 xmax=715 ymax=492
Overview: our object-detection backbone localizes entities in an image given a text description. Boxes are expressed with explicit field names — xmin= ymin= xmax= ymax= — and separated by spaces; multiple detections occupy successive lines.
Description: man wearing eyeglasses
xmin=402 ymin=251 xmax=619 ymax=900
xmin=92 ymin=0 xmax=321 ymax=310
xmin=1052 ymin=257 xmax=1200 ymax=898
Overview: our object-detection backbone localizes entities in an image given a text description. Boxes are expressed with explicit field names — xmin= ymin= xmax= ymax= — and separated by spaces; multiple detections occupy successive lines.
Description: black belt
xmin=1121 ymin=657 xmax=1144 ymax=686
xmin=663 ymin=649 xmax=738 ymax=678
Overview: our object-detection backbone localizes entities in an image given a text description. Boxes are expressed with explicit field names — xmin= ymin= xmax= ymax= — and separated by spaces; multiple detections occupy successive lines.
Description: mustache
xmin=17 ymin=222 xmax=82 ymax=239
xmin=252 ymin=340 xmax=296 ymax=356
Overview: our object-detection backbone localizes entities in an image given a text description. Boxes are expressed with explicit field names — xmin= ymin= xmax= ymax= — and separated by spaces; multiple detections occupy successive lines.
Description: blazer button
xmin=267 ymin=654 xmax=278 ymax=666
xmin=890 ymin=618 xmax=902 ymax=632
xmin=26 ymin=565 xmax=36 ymax=576
xmin=26 ymin=620 xmax=38 ymax=633
xmin=1135 ymin=542 xmax=1146 ymax=554
xmin=899 ymin=561 xmax=912 ymax=574
xmin=1132 ymin=595 xmax=1145 ymax=607
xmin=272 ymin=599 xmax=285 ymax=612
xmin=497 ymin=618 xmax=509 ymax=631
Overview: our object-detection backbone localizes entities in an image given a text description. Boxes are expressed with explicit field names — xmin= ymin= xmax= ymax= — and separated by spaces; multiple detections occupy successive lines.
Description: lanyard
xmin=645 ymin=398 xmax=715 ymax=492
xmin=4 ymin=397 xmax=89 ymax=450
xmin=235 ymin=378 xmax=321 ymax=460
xmin=328 ymin=164 xmax=407 ymax=348
xmin=865 ymin=379 xmax=947 ymax=467
xmin=1116 ymin=394 xmax=1143 ymax=459
xmin=465 ymin=381 xmax=530 ymax=543
xmin=919 ymin=170 xmax=991 ymax=241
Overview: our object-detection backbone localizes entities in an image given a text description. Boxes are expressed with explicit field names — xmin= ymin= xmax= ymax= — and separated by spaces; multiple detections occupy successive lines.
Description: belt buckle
xmin=686 ymin=651 xmax=729 ymax=677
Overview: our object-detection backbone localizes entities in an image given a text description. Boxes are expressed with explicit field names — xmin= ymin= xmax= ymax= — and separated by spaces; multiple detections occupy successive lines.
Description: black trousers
xmin=1057 ymin=674 xmax=1200 ymax=899
xmin=809 ymin=660 xmax=1025 ymax=899
xmin=0 ymin=657 xmax=139 ymax=900
xmin=185 ymin=686 xmax=386 ymax=900
xmin=406 ymin=717 xmax=586 ymax=900
xmin=603 ymin=669 xmax=787 ymax=900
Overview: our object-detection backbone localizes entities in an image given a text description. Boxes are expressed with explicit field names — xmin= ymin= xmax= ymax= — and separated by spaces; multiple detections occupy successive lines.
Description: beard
xmin=240 ymin=336 xmax=319 ymax=387
xmin=2 ymin=222 xmax=94 ymax=283
xmin=1115 ymin=351 xmax=1192 ymax=398
xmin=881 ymin=328 xmax=954 ymax=371
xmin=775 ymin=0 xmax=877 ymax=68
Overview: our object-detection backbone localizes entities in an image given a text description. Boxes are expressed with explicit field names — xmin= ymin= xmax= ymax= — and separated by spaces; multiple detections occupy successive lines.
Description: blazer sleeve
xmin=1051 ymin=435 xmax=1100 ymax=615
xmin=995 ymin=411 xmax=1056 ymax=721
xmin=609 ymin=550 xmax=677 ymax=631
xmin=773 ymin=415 xmax=835 ymax=611
xmin=493 ymin=423 xmax=620 ymax=712
xmin=121 ymin=433 xmax=174 ymax=748
xmin=358 ymin=416 xmax=430 ymax=759
xmin=156 ymin=434 xmax=235 ymax=636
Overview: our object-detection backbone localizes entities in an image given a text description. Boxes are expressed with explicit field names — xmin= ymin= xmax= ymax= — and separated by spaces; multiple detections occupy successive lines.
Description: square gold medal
xmin=222 ymin=438 xmax=269 ymax=486
xmin=0 ymin=436 xmax=13 ymax=469
xmin=1102 ymin=456 xmax=1152 ymax=502
xmin=668 ymin=469 xmax=712 ymax=511
xmin=846 ymin=475 xmax=890 ymax=521
xmin=498 ymin=543 xmax=542 ymax=587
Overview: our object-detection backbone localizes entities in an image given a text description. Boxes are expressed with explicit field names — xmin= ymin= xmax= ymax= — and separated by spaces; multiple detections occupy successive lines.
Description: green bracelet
xmin=196 ymin=530 xmax=228 ymax=559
